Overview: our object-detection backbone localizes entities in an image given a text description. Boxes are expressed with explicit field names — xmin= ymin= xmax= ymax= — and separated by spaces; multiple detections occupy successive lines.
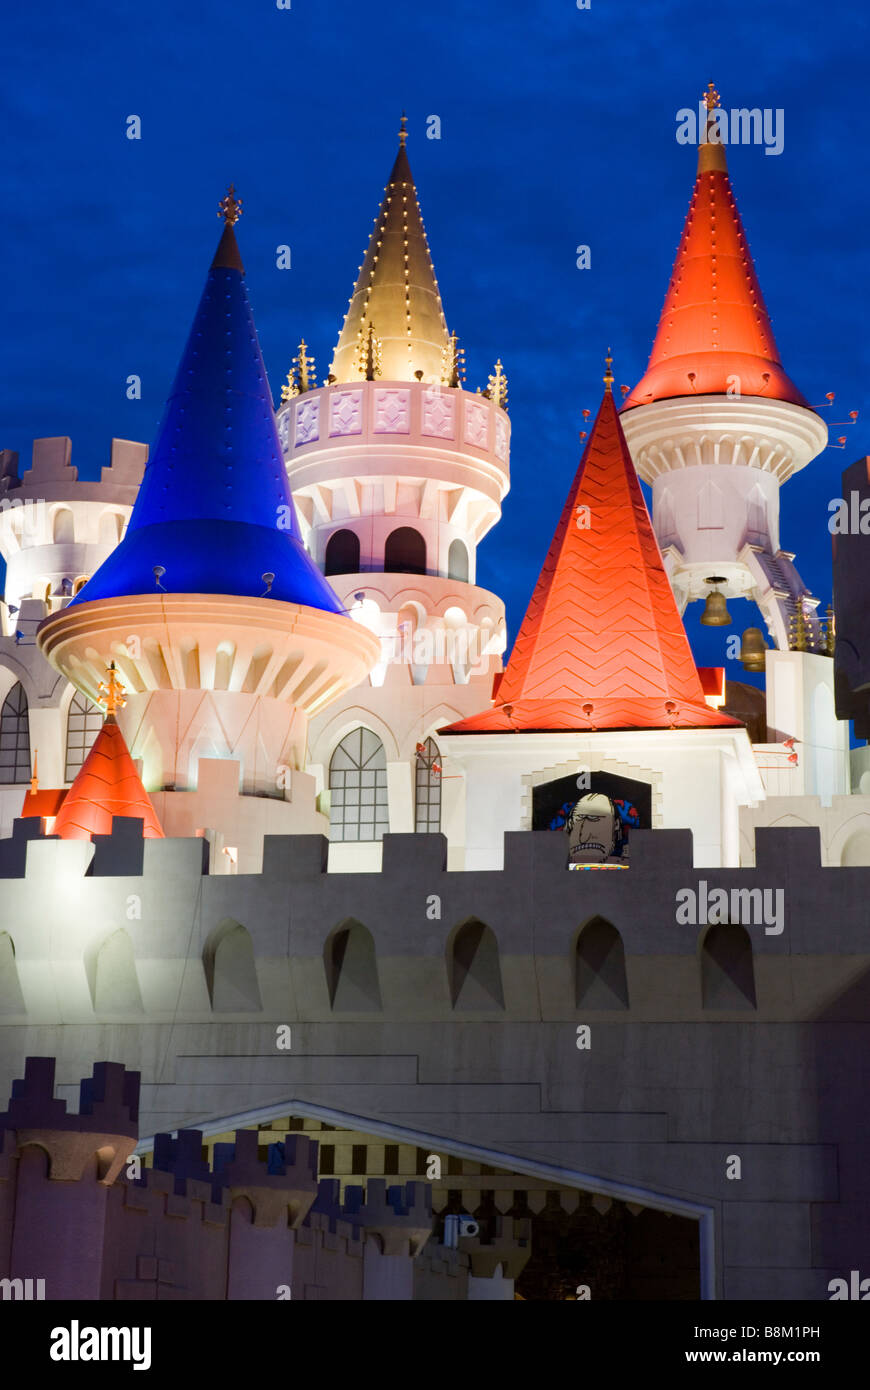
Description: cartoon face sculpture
xmin=565 ymin=792 xmax=619 ymax=864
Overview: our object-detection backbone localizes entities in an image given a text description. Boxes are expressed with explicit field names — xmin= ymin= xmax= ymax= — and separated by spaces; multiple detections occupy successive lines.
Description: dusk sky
xmin=3 ymin=0 xmax=867 ymax=671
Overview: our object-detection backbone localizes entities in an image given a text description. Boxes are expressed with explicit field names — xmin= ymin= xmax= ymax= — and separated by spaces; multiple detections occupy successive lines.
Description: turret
xmin=36 ymin=190 xmax=379 ymax=867
xmin=619 ymin=84 xmax=828 ymax=652
xmin=276 ymin=119 xmax=510 ymax=867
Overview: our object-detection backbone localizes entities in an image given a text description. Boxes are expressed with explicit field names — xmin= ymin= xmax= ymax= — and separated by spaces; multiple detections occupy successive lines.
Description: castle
xmin=0 ymin=93 xmax=868 ymax=1301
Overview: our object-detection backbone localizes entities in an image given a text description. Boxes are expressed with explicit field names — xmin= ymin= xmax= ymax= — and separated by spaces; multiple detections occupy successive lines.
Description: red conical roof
xmin=622 ymin=137 xmax=809 ymax=410
xmin=52 ymin=716 xmax=164 ymax=841
xmin=441 ymin=385 xmax=740 ymax=734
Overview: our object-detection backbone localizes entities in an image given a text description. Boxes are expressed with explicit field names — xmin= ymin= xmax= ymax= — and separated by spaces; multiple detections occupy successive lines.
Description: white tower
xmin=278 ymin=119 xmax=510 ymax=868
xmin=619 ymin=88 xmax=827 ymax=653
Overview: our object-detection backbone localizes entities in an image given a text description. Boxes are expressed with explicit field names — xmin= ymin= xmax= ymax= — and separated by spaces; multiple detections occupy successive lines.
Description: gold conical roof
xmin=330 ymin=120 xmax=450 ymax=383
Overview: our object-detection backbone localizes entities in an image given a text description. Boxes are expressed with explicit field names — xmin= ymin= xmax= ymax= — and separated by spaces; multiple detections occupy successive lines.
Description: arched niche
xmin=700 ymin=923 xmax=756 ymax=1010
xmin=204 ymin=919 xmax=262 ymax=1012
xmin=324 ymin=919 xmax=382 ymax=1011
xmin=448 ymin=918 xmax=504 ymax=1011
xmin=574 ymin=917 xmax=629 ymax=1009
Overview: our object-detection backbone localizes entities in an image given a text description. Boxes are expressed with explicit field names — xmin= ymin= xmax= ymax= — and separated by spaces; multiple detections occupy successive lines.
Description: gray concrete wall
xmin=0 ymin=822 xmax=867 ymax=1299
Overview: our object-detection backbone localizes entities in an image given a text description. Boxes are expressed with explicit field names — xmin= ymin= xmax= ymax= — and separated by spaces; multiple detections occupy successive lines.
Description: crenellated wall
xmin=0 ymin=1057 xmax=484 ymax=1300
xmin=0 ymin=821 xmax=867 ymax=1298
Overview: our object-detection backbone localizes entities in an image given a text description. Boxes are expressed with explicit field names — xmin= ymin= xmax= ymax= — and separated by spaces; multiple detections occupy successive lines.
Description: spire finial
xmin=98 ymin=661 xmax=127 ymax=717
xmin=399 ymin=111 xmax=408 ymax=147
xmin=603 ymin=349 xmax=614 ymax=392
xmin=704 ymin=81 xmax=721 ymax=112
xmin=218 ymin=184 xmax=243 ymax=226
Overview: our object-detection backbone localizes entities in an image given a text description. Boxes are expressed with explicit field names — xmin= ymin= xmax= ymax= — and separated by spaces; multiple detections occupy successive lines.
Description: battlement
xmin=0 ymin=1058 xmax=493 ymax=1300
xmin=0 ymin=821 xmax=866 ymax=1032
xmin=0 ymin=437 xmax=146 ymax=497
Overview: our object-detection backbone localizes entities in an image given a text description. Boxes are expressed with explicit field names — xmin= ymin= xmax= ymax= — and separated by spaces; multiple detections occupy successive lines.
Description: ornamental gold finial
xmin=603 ymin=349 xmax=614 ymax=391
xmin=704 ymin=82 xmax=721 ymax=111
xmin=399 ymin=111 xmax=408 ymax=147
xmin=98 ymin=662 xmax=127 ymax=717
xmin=218 ymin=184 xmax=243 ymax=226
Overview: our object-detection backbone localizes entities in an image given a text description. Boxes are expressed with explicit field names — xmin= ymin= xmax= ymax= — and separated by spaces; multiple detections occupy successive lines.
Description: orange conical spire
xmin=622 ymin=84 xmax=809 ymax=410
xmin=442 ymin=380 xmax=740 ymax=733
xmin=53 ymin=668 xmax=164 ymax=841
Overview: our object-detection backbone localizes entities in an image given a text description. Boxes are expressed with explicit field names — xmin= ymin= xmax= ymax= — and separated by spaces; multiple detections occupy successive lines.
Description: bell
xmin=700 ymin=578 xmax=732 ymax=627
xmin=740 ymin=627 xmax=767 ymax=672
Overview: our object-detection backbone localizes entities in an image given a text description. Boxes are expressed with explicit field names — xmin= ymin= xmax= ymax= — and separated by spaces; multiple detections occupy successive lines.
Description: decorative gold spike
xmin=790 ymin=600 xmax=809 ymax=653
xmin=704 ymin=81 xmax=721 ymax=111
xmin=399 ymin=111 xmax=408 ymax=147
xmin=292 ymin=339 xmax=316 ymax=394
xmin=441 ymin=331 xmax=465 ymax=388
xmin=218 ymin=184 xmax=243 ymax=226
xmin=98 ymin=661 xmax=127 ymax=716
xmin=356 ymin=322 xmax=382 ymax=381
xmin=603 ymin=349 xmax=614 ymax=392
xmin=825 ymin=604 xmax=836 ymax=657
xmin=280 ymin=369 xmax=299 ymax=405
xmin=484 ymin=359 xmax=508 ymax=410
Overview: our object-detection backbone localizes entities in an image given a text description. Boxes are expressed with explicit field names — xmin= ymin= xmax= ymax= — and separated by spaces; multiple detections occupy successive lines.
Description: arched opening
xmin=0 ymin=683 xmax=31 ymax=784
xmin=574 ymin=917 xmax=629 ymax=1009
xmin=415 ymin=737 xmax=442 ymax=833
xmin=700 ymin=923 xmax=756 ymax=1010
xmin=449 ymin=918 xmax=504 ymax=1010
xmin=0 ymin=932 xmax=25 ymax=1014
xmin=72 ymin=575 xmax=89 ymax=595
xmin=324 ymin=919 xmax=382 ymax=1011
xmin=325 ymin=528 xmax=361 ymax=576
xmin=65 ymin=690 xmax=103 ymax=781
xmin=329 ymin=727 xmax=389 ymax=842
xmin=384 ymin=526 xmax=426 ymax=575
xmin=447 ymin=538 xmax=469 ymax=582
xmin=90 ymin=929 xmax=143 ymax=1014
xmin=52 ymin=508 xmax=74 ymax=544
xmin=204 ymin=919 xmax=262 ymax=1012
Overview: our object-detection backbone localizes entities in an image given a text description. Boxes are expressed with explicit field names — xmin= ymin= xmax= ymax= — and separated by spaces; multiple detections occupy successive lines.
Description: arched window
xmin=575 ymin=917 xmax=629 ymax=1009
xmin=65 ymin=691 xmax=103 ymax=781
xmin=415 ymin=737 xmax=442 ymax=833
xmin=329 ymin=727 xmax=389 ymax=841
xmin=325 ymin=528 xmax=361 ymax=576
xmin=204 ymin=919 xmax=262 ymax=1012
xmin=324 ymin=919 xmax=382 ymax=1010
xmin=449 ymin=918 xmax=504 ymax=1010
xmin=447 ymin=538 xmax=469 ymax=582
xmin=701 ymin=923 xmax=756 ymax=1009
xmin=0 ymin=683 xmax=31 ymax=784
xmin=384 ymin=526 xmax=426 ymax=575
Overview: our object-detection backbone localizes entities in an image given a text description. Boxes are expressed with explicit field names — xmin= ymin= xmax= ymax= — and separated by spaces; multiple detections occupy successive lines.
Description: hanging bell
xmin=700 ymin=577 xmax=731 ymax=627
xmin=740 ymin=627 xmax=767 ymax=671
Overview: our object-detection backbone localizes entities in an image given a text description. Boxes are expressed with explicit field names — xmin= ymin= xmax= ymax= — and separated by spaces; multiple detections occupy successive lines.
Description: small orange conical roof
xmin=442 ymin=370 xmax=740 ymax=734
xmin=622 ymin=86 xmax=809 ymax=411
xmin=52 ymin=715 xmax=164 ymax=841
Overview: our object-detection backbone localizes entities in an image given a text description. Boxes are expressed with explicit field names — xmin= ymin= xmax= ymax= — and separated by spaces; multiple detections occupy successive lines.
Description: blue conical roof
xmin=71 ymin=216 xmax=343 ymax=613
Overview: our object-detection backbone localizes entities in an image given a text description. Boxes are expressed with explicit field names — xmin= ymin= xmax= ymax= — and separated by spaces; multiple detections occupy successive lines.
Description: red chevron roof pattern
xmin=442 ymin=387 xmax=740 ymax=734
xmin=621 ymin=142 xmax=809 ymax=410
xmin=51 ymin=716 xmax=164 ymax=841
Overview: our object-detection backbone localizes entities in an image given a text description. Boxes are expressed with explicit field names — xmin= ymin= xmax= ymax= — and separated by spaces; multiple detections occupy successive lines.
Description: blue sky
xmin=3 ymin=0 xmax=868 ymax=670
